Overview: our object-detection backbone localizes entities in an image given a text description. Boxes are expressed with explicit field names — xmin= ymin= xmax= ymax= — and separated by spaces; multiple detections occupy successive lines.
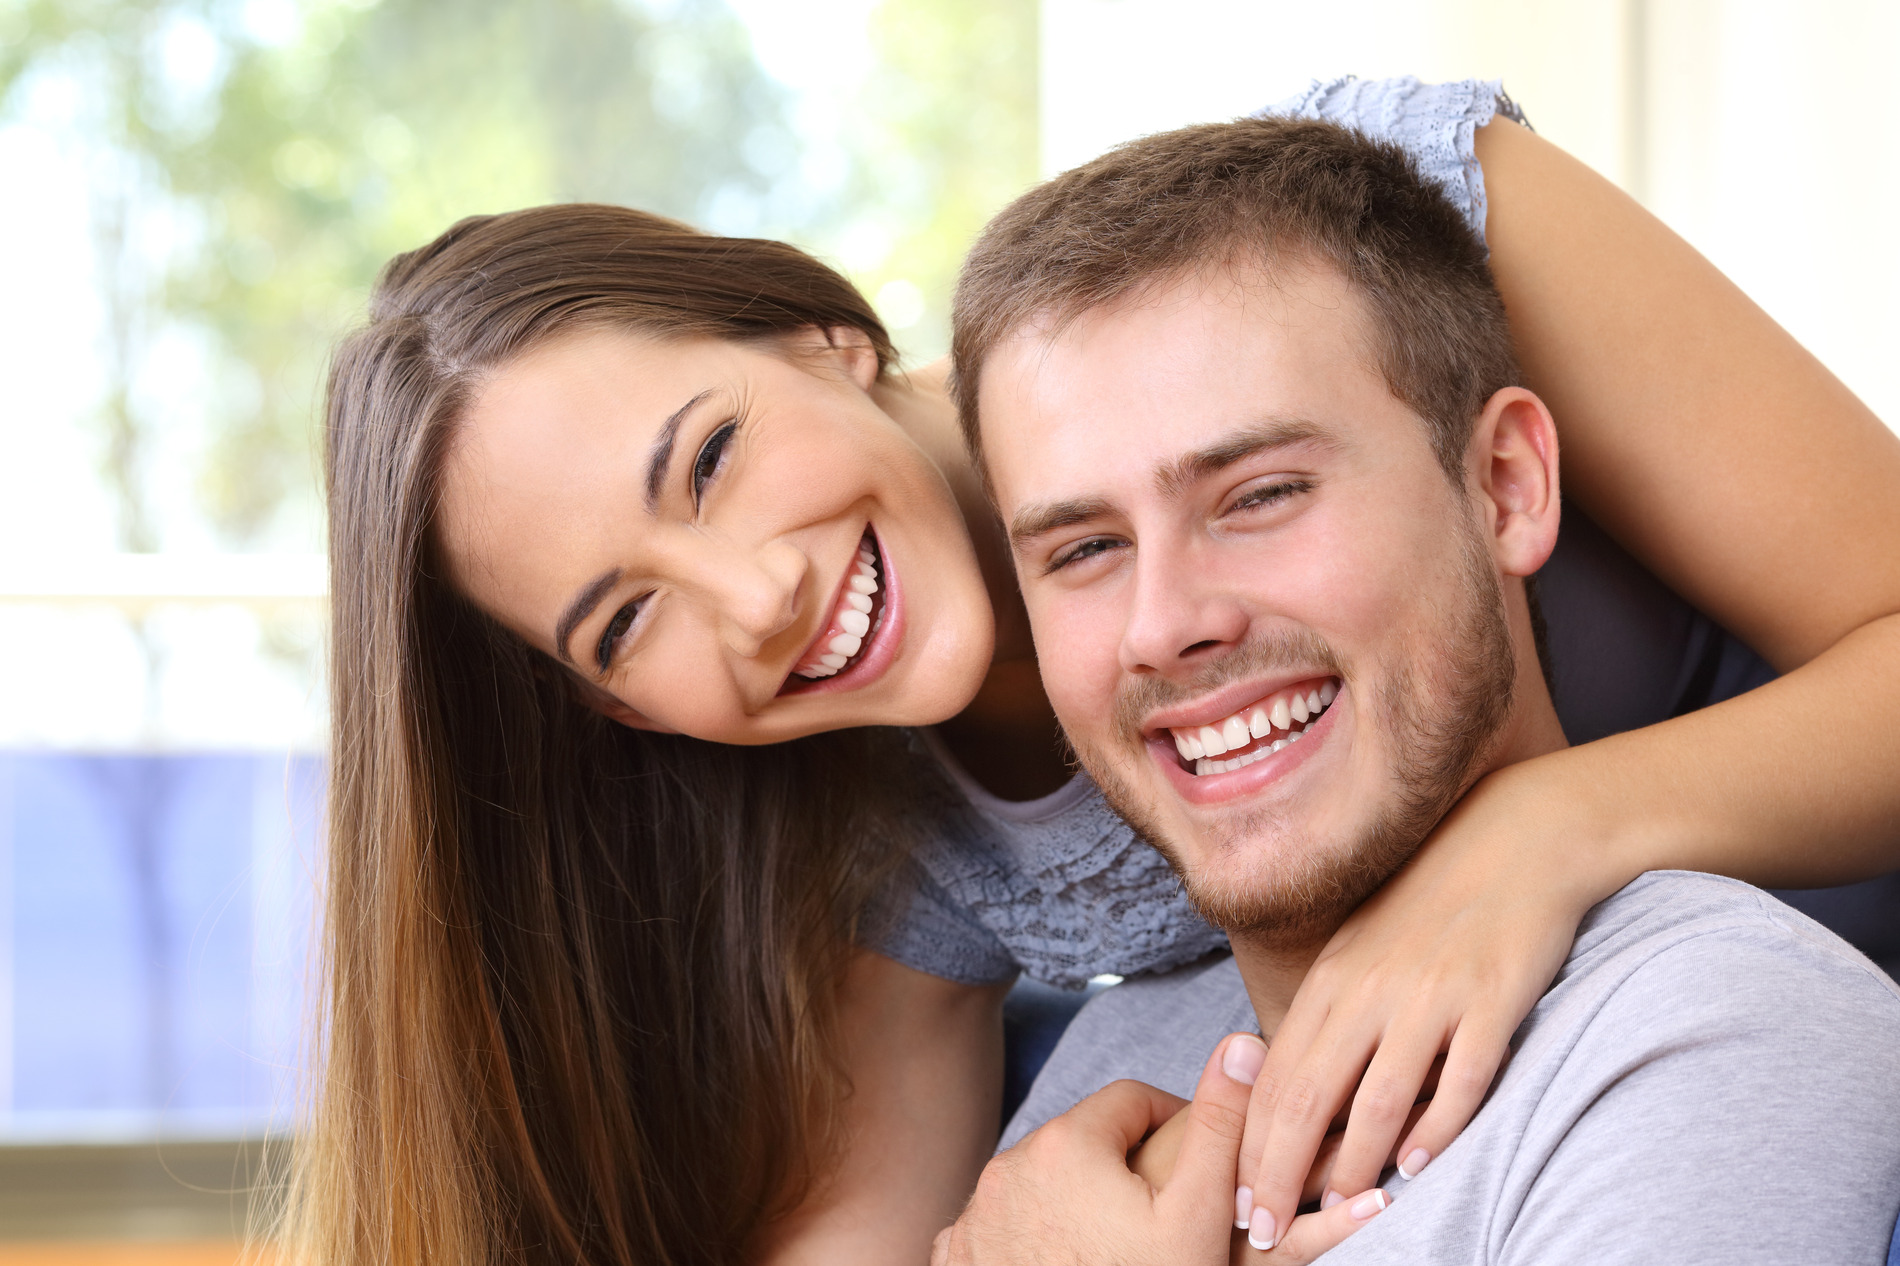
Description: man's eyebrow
xmin=555 ymin=567 xmax=623 ymax=667
xmin=643 ymin=390 xmax=714 ymax=512
xmin=1009 ymin=497 xmax=1116 ymax=551
xmin=1154 ymin=417 xmax=1342 ymax=499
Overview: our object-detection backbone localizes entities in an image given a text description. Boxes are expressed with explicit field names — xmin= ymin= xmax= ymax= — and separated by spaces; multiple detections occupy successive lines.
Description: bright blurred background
xmin=0 ymin=0 xmax=1894 ymax=1259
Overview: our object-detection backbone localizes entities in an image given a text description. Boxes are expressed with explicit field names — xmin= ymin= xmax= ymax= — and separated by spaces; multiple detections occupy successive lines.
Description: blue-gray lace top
xmin=870 ymin=75 xmax=1777 ymax=990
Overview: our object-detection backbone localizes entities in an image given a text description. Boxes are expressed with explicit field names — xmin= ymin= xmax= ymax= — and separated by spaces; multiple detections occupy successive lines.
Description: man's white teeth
xmin=794 ymin=543 xmax=882 ymax=679
xmin=1168 ymin=679 xmax=1338 ymax=775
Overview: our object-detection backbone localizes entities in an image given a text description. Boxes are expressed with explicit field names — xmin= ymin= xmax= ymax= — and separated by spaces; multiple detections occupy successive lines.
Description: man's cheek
xmin=1034 ymin=605 xmax=1120 ymax=733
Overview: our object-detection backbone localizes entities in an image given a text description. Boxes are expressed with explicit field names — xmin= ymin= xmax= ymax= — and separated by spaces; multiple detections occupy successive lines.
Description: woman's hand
xmin=1231 ymin=758 xmax=1614 ymax=1244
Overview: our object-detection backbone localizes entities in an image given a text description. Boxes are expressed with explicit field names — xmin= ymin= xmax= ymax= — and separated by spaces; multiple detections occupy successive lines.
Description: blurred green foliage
xmin=0 ymin=0 xmax=1037 ymax=549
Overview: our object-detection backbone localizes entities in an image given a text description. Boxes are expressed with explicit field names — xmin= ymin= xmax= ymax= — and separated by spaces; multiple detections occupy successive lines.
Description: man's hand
xmin=930 ymin=1033 xmax=1389 ymax=1265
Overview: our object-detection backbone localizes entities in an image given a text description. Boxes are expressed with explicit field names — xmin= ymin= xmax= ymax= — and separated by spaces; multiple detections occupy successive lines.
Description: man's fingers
xmin=1233 ymin=1187 xmax=1391 ymax=1264
xmin=1060 ymin=1077 xmax=1189 ymax=1158
xmin=1165 ymin=1033 xmax=1269 ymax=1210
xmin=930 ymin=1225 xmax=954 ymax=1266
xmin=1314 ymin=1031 xmax=1442 ymax=1203
xmin=1388 ymin=1014 xmax=1513 ymax=1181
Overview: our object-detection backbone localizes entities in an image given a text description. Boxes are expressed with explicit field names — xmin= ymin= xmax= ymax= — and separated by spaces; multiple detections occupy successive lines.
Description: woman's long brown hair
xmin=290 ymin=204 xmax=921 ymax=1265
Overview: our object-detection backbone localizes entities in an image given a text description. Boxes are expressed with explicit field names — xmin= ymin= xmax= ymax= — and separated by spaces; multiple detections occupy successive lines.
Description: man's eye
xmin=596 ymin=599 xmax=644 ymax=672
xmin=1047 ymin=537 xmax=1124 ymax=573
xmin=692 ymin=421 xmax=739 ymax=505
xmin=1230 ymin=479 xmax=1310 ymax=514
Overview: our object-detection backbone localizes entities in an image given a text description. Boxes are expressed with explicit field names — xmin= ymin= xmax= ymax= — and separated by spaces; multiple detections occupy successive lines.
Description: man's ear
xmin=780 ymin=324 xmax=882 ymax=392
xmin=1468 ymin=386 xmax=1561 ymax=579
xmin=567 ymin=672 xmax=680 ymax=733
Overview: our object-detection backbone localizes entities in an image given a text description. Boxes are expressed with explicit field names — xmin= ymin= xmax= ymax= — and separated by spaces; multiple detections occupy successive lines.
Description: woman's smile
xmin=780 ymin=527 xmax=903 ymax=694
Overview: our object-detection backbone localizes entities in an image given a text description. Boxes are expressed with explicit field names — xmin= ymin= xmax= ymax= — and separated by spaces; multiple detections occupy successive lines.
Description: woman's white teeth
xmin=1170 ymin=679 xmax=1338 ymax=775
xmin=794 ymin=541 xmax=883 ymax=679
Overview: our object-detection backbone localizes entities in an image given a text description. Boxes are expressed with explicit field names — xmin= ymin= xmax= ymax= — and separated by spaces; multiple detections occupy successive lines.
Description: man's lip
xmin=1140 ymin=671 xmax=1341 ymax=738
xmin=1150 ymin=689 xmax=1341 ymax=804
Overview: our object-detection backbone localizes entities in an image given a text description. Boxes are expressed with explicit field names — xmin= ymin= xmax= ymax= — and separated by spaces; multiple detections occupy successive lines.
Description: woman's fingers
xmin=1236 ymin=988 xmax=1331 ymax=1186
xmin=1232 ymin=1187 xmax=1391 ymax=1264
xmin=1312 ymin=1028 xmax=1445 ymax=1203
xmin=1388 ymin=1012 xmax=1516 ymax=1182
xmin=1299 ymin=1127 xmax=1345 ymax=1206
xmin=1237 ymin=1016 xmax=1377 ymax=1249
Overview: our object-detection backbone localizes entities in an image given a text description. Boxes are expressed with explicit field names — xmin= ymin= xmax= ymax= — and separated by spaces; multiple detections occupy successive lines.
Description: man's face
xmin=978 ymin=261 xmax=1516 ymax=940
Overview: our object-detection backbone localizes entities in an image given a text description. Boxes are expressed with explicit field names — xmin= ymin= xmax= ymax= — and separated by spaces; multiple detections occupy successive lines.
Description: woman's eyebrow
xmin=556 ymin=567 xmax=624 ymax=666
xmin=643 ymin=390 xmax=715 ymax=511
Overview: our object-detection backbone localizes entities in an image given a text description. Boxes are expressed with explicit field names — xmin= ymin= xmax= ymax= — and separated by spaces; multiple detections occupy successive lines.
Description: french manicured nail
xmin=1234 ymin=1185 xmax=1252 ymax=1229
xmin=1223 ymin=1033 xmax=1267 ymax=1086
xmin=1320 ymin=1188 xmax=1342 ymax=1210
xmin=1349 ymin=1189 xmax=1389 ymax=1221
xmin=1246 ymin=1209 xmax=1277 ymax=1251
xmin=1397 ymin=1148 xmax=1431 ymax=1180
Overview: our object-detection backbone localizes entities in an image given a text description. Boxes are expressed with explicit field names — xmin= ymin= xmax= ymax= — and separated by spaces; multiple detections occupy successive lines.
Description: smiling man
xmin=934 ymin=117 xmax=1900 ymax=1264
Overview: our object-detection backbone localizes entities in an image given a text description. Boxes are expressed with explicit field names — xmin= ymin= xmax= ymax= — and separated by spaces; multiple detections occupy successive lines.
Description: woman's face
xmin=438 ymin=325 xmax=996 ymax=744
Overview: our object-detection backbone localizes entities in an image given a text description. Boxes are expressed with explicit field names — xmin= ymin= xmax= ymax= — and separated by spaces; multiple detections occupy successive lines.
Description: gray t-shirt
xmin=1001 ymin=872 xmax=1900 ymax=1264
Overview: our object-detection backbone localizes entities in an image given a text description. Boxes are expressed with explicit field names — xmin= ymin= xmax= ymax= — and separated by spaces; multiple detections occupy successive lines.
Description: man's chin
xmin=1175 ymin=827 xmax=1415 ymax=946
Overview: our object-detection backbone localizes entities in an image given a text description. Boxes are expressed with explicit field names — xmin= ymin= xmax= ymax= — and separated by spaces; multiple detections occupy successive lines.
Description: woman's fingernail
xmin=1320 ymin=1188 xmax=1342 ymax=1210
xmin=1222 ymin=1033 xmax=1267 ymax=1085
xmin=1397 ymin=1148 xmax=1431 ymax=1180
xmin=1246 ymin=1209 xmax=1277 ymax=1251
xmin=1234 ymin=1186 xmax=1252 ymax=1229
xmin=1349 ymin=1189 xmax=1389 ymax=1221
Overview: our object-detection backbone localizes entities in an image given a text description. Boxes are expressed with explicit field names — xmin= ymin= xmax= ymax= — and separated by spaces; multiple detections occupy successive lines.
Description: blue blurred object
xmin=0 ymin=751 xmax=320 ymax=1141
xmin=1002 ymin=976 xmax=1115 ymax=1129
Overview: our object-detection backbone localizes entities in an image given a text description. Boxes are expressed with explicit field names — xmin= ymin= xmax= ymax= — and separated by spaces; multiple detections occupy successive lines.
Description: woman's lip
xmin=1149 ymin=685 xmax=1342 ymax=806
xmin=777 ymin=528 xmax=904 ymax=697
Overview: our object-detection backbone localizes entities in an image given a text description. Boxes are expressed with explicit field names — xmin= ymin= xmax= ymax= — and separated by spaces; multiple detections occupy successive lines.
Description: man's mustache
xmin=1110 ymin=627 xmax=1346 ymax=747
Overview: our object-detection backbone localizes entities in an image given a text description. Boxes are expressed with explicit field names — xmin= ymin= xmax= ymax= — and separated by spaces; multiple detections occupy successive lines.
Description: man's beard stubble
xmin=1074 ymin=522 xmax=1519 ymax=948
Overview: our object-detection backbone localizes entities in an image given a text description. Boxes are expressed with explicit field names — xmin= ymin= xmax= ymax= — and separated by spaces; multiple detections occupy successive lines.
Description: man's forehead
xmin=975 ymin=259 xmax=1380 ymax=514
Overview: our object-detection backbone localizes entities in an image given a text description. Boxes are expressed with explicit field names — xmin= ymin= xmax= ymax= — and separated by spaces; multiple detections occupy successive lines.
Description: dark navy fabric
xmin=1544 ymin=507 xmax=1898 ymax=974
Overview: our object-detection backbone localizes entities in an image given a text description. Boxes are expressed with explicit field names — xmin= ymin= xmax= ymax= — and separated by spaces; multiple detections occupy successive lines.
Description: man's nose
xmin=708 ymin=539 xmax=807 ymax=658
xmin=1117 ymin=539 xmax=1251 ymax=675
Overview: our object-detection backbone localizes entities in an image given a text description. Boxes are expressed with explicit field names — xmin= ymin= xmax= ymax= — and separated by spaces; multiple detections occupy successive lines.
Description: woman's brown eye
xmin=597 ymin=601 xmax=642 ymax=671
xmin=692 ymin=421 xmax=738 ymax=504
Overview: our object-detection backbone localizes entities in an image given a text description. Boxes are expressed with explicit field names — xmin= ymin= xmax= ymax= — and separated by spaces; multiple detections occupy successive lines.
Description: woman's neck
xmin=874 ymin=360 xmax=1072 ymax=802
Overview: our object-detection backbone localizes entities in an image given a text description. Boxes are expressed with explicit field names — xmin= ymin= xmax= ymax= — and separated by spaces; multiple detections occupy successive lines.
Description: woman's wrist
xmin=1459 ymin=744 xmax=1646 ymax=915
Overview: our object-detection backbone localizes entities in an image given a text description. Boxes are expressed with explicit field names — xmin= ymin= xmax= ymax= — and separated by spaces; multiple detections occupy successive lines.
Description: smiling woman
xmin=297 ymin=203 xmax=1004 ymax=1266
xmin=434 ymin=320 xmax=991 ymax=744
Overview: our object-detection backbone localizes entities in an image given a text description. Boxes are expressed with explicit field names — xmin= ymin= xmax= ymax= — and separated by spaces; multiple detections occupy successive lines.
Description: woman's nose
xmin=710 ymin=539 xmax=808 ymax=658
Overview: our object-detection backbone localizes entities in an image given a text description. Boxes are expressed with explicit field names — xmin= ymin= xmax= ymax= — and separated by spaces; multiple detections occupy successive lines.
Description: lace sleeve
xmin=1260 ymin=75 xmax=1533 ymax=251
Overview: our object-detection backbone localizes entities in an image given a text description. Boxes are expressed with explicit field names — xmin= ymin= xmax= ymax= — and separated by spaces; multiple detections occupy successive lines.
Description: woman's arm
xmin=1234 ymin=114 xmax=1900 ymax=1240
xmin=757 ymin=951 xmax=1009 ymax=1265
